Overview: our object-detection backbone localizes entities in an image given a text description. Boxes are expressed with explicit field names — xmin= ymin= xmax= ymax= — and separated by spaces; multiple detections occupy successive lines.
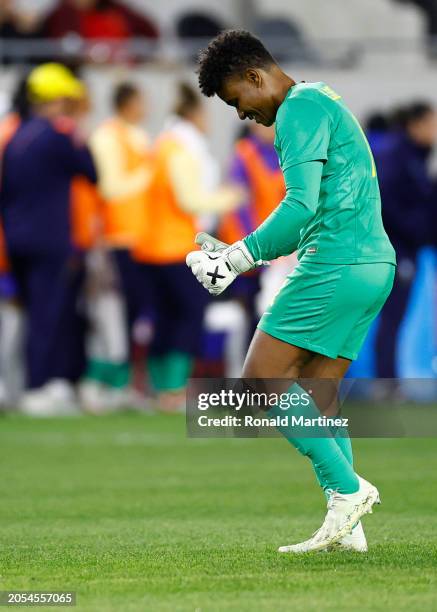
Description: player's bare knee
xmin=242 ymin=358 xmax=301 ymax=379
xmin=242 ymin=331 xmax=312 ymax=378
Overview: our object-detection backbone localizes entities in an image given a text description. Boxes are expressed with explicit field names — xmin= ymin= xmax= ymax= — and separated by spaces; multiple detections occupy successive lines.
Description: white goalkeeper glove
xmin=186 ymin=232 xmax=258 ymax=296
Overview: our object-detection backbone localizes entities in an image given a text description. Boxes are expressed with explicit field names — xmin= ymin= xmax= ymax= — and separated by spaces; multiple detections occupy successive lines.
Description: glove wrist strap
xmin=225 ymin=241 xmax=256 ymax=274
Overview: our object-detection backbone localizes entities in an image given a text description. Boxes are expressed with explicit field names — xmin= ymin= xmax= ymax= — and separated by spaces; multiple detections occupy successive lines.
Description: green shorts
xmin=258 ymin=261 xmax=395 ymax=361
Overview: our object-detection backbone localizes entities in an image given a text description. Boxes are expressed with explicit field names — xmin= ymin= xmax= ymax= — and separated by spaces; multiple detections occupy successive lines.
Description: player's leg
xmin=243 ymin=327 xmax=313 ymax=378
xmin=301 ymin=355 xmax=354 ymax=467
xmin=242 ymin=330 xmax=378 ymax=552
xmin=300 ymin=353 xmax=351 ymax=380
xmin=242 ymin=330 xmax=359 ymax=495
xmin=300 ymin=354 xmax=367 ymax=552
xmin=243 ymin=262 xmax=395 ymax=552
xmin=243 ymin=269 xmax=358 ymax=494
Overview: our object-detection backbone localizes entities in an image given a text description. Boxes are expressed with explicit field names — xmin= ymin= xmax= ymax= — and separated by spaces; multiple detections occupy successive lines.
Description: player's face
xmin=219 ymin=71 xmax=276 ymax=127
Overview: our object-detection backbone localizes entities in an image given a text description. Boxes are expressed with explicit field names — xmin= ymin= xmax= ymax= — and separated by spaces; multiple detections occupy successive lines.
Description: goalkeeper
xmin=186 ymin=30 xmax=396 ymax=553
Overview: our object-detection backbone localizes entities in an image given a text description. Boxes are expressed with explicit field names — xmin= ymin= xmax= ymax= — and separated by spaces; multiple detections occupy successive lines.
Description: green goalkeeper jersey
xmin=248 ymin=81 xmax=395 ymax=265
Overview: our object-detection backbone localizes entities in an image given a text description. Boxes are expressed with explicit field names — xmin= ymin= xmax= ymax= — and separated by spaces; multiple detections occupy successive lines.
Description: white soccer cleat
xmin=331 ymin=521 xmax=368 ymax=552
xmin=280 ymin=521 xmax=368 ymax=554
xmin=278 ymin=476 xmax=379 ymax=553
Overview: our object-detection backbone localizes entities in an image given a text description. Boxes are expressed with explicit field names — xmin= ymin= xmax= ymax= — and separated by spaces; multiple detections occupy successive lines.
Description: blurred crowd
xmin=2 ymin=0 xmax=437 ymax=68
xmin=0 ymin=0 xmax=158 ymax=42
xmin=365 ymin=103 xmax=437 ymax=384
xmin=0 ymin=62 xmax=437 ymax=415
xmin=0 ymin=0 xmax=159 ymax=64
xmin=0 ymin=62 xmax=288 ymax=414
xmin=0 ymin=1 xmax=315 ymax=66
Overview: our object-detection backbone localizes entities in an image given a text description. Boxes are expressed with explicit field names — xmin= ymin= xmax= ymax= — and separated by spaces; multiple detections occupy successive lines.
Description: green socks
xmin=85 ymin=359 xmax=130 ymax=389
xmin=148 ymin=351 xmax=194 ymax=392
xmin=267 ymin=384 xmax=358 ymax=494
xmin=316 ymin=425 xmax=354 ymax=498
xmin=331 ymin=425 xmax=354 ymax=467
xmin=86 ymin=352 xmax=195 ymax=394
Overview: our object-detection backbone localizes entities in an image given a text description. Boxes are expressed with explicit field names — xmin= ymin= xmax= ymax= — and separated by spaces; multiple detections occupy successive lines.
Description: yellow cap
xmin=27 ymin=63 xmax=85 ymax=103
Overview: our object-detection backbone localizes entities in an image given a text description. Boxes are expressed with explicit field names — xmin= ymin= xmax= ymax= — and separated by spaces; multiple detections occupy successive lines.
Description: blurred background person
xmin=87 ymin=81 xmax=151 ymax=412
xmin=0 ymin=63 xmax=97 ymax=415
xmin=374 ymin=101 xmax=437 ymax=382
xmin=68 ymin=84 xmax=102 ymax=263
xmin=0 ymin=75 xmax=31 ymax=409
xmin=0 ymin=222 xmax=20 ymax=409
xmin=133 ymin=82 xmax=242 ymax=412
xmin=365 ymin=111 xmax=391 ymax=156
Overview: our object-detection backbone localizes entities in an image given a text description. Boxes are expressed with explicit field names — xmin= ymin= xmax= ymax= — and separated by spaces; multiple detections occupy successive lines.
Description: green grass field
xmin=0 ymin=413 xmax=436 ymax=611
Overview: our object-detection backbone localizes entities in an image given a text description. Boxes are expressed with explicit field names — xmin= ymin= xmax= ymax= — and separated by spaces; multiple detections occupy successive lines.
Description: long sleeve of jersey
xmin=243 ymin=160 xmax=323 ymax=261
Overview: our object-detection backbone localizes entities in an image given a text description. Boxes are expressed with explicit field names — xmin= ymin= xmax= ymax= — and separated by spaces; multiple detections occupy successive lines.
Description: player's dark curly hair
xmin=197 ymin=30 xmax=275 ymax=97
